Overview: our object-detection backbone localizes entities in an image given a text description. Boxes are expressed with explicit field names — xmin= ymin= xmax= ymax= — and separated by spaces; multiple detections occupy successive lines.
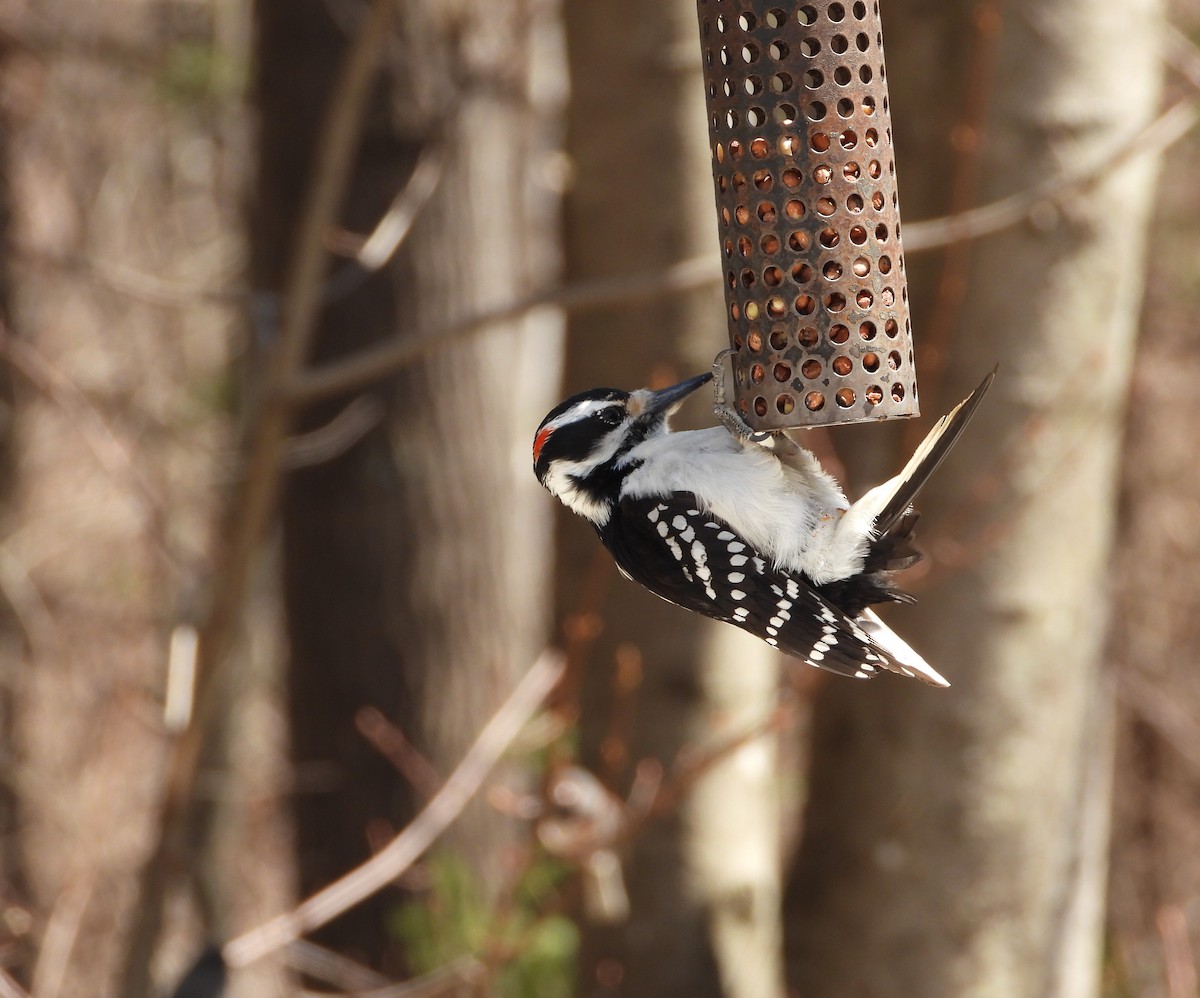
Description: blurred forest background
xmin=0 ymin=0 xmax=1195 ymax=996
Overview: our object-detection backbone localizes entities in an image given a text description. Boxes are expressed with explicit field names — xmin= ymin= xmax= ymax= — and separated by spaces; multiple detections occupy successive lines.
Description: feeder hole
xmin=849 ymin=224 xmax=867 ymax=244
xmin=852 ymin=257 xmax=870 ymax=276
xmin=798 ymin=326 xmax=819 ymax=347
xmin=823 ymin=261 xmax=843 ymax=280
xmin=757 ymin=202 xmax=777 ymax=222
xmin=829 ymin=2 xmax=846 ymax=21
xmin=833 ymin=356 xmax=852 ymax=376
xmin=808 ymin=101 xmax=827 ymax=121
xmin=856 ymin=289 xmax=874 ymax=309
xmin=753 ymin=169 xmax=773 ymax=191
xmin=800 ymin=37 xmax=821 ymax=57
xmin=888 ymin=350 xmax=902 ymax=369
xmin=772 ymin=72 xmax=793 ymax=93
xmin=786 ymin=199 xmax=805 ymax=218
xmin=751 ymin=364 xmax=765 ymax=384
xmin=862 ymin=352 xmax=880 ymax=372
xmin=804 ymin=69 xmax=824 ymax=89
xmin=891 ymin=383 xmax=905 ymax=402
xmin=830 ymin=323 xmax=850 ymax=343
xmin=816 ymin=197 xmax=835 ymax=216
xmin=748 ymin=330 xmax=763 ymax=351
xmin=738 ymin=235 xmax=752 ymax=256
xmin=844 ymin=162 xmax=860 ymax=180
xmin=825 ymin=292 xmax=847 ymax=312
xmin=763 ymin=266 xmax=783 ymax=286
xmin=795 ymin=294 xmax=816 ymax=315
xmin=782 ymin=167 xmax=803 ymax=187
xmin=789 ymin=230 xmax=811 ymax=251
xmin=751 ymin=137 xmax=769 ymax=157
xmin=819 ymin=226 xmax=839 ymax=248
xmin=835 ymin=387 xmax=855 ymax=407
xmin=865 ymin=384 xmax=883 ymax=404
xmin=761 ymin=233 xmax=781 ymax=254
xmin=814 ymin=165 xmax=832 ymax=184
xmin=831 ymin=34 xmax=849 ymax=54
xmin=777 ymin=394 xmax=796 ymax=414
xmin=792 ymin=262 xmax=813 ymax=282
xmin=798 ymin=5 xmax=817 ymax=26
xmin=769 ymin=329 xmax=788 ymax=350
xmin=834 ymin=66 xmax=852 ymax=85
xmin=773 ymin=362 xmax=792 ymax=382
xmin=847 ymin=193 xmax=864 ymax=212
xmin=801 ymin=359 xmax=822 ymax=379
xmin=805 ymin=391 xmax=825 ymax=411
xmin=859 ymin=320 xmax=877 ymax=339
xmin=837 ymin=97 xmax=854 ymax=117
xmin=754 ymin=397 xmax=768 ymax=416
xmin=767 ymin=296 xmax=786 ymax=317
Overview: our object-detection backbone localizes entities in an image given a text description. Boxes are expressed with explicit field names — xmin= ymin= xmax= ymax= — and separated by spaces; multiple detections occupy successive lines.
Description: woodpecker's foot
xmin=712 ymin=348 xmax=772 ymax=443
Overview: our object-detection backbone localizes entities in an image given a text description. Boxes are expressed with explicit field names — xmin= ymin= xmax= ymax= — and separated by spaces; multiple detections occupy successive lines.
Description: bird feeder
xmin=697 ymin=0 xmax=918 ymax=431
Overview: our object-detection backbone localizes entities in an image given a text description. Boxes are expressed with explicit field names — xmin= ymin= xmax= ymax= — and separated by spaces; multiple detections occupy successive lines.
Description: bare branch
xmin=116 ymin=1 xmax=399 ymax=992
xmin=286 ymin=254 xmax=723 ymax=403
xmin=0 ymin=969 xmax=30 ymax=998
xmin=222 ymin=650 xmax=564 ymax=970
xmin=903 ymin=97 xmax=1197 ymax=253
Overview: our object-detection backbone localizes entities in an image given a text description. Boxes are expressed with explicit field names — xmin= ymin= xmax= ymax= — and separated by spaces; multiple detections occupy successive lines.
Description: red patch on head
xmin=533 ymin=426 xmax=553 ymax=465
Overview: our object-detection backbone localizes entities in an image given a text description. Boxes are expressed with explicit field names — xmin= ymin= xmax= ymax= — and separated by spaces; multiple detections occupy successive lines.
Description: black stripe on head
xmin=533 ymin=389 xmax=630 ymax=482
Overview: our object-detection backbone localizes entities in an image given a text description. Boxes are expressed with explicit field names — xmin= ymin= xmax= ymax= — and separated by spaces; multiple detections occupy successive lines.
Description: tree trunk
xmin=784 ymin=2 xmax=1164 ymax=995
xmin=561 ymin=3 xmax=783 ymax=996
xmin=253 ymin=0 xmax=562 ymax=971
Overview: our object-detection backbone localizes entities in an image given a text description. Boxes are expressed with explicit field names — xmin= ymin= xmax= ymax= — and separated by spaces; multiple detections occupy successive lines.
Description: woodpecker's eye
xmin=597 ymin=407 xmax=624 ymax=427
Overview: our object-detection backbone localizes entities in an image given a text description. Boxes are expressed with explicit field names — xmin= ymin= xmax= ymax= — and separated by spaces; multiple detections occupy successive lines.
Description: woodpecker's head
xmin=533 ymin=372 xmax=712 ymax=524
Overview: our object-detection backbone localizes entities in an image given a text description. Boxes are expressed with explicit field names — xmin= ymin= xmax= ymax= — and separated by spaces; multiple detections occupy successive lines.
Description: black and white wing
xmin=602 ymin=493 xmax=941 ymax=683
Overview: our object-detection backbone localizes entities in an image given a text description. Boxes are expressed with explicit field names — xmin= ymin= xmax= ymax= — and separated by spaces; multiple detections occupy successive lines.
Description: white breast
xmin=620 ymin=427 xmax=872 ymax=584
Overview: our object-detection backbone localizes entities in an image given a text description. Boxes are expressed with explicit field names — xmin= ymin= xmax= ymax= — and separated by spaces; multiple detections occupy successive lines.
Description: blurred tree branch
xmin=116 ymin=0 xmax=397 ymax=993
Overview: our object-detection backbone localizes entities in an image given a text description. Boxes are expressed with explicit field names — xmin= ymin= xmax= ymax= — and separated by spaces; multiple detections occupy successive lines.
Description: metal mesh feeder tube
xmin=697 ymin=0 xmax=918 ymax=430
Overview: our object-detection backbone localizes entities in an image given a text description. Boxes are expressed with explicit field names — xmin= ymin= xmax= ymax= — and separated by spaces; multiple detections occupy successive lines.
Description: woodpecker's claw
xmin=712 ymin=348 xmax=773 ymax=444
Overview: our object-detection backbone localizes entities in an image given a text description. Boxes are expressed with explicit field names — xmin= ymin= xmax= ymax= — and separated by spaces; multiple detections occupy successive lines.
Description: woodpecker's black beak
xmin=635 ymin=372 xmax=713 ymax=421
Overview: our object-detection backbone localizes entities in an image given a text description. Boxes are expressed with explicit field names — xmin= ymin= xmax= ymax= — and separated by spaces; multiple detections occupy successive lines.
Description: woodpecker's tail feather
xmin=872 ymin=367 xmax=996 ymax=543
xmin=859 ymin=608 xmax=950 ymax=687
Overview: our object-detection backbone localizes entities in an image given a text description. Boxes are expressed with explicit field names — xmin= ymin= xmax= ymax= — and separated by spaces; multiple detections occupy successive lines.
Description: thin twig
xmin=0 ymin=969 xmax=30 ymax=998
xmin=298 ymin=956 xmax=485 ymax=998
xmin=286 ymin=254 xmax=722 ymax=403
xmin=115 ymin=2 xmax=398 ymax=994
xmin=902 ymin=96 xmax=1197 ymax=253
xmin=222 ymin=651 xmax=564 ymax=970
xmin=29 ymin=878 xmax=93 ymax=998
xmin=283 ymin=940 xmax=392 ymax=992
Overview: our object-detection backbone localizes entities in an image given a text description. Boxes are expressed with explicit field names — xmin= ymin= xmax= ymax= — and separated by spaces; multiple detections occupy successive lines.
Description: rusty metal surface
xmin=696 ymin=0 xmax=917 ymax=429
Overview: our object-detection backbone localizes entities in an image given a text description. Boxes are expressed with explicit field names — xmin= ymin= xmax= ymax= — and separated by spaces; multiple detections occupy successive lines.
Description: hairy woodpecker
xmin=534 ymin=369 xmax=994 ymax=686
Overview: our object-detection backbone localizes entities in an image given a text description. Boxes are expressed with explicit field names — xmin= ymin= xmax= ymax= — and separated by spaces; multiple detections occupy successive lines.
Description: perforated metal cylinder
xmin=697 ymin=0 xmax=918 ymax=430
